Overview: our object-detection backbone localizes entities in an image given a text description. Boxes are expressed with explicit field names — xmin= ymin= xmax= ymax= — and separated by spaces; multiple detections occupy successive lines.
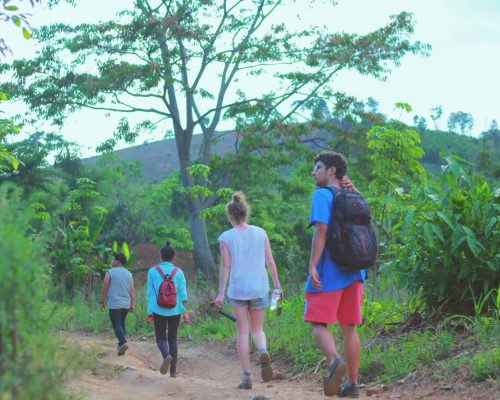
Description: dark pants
xmin=153 ymin=313 xmax=181 ymax=374
xmin=109 ymin=308 xmax=129 ymax=346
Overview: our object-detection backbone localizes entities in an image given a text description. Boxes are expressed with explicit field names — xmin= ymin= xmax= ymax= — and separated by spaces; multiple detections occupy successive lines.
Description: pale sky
xmin=2 ymin=0 xmax=499 ymax=157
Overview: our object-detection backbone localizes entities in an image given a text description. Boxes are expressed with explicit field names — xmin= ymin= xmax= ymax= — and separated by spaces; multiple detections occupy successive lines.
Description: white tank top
xmin=218 ymin=225 xmax=270 ymax=300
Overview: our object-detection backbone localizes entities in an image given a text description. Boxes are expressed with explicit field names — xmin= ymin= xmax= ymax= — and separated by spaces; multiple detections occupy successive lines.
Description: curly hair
xmin=313 ymin=150 xmax=348 ymax=179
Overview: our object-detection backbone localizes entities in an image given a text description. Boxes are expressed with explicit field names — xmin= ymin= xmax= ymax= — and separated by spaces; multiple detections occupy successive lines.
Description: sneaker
xmin=160 ymin=355 xmax=173 ymax=375
xmin=238 ymin=372 xmax=252 ymax=389
xmin=170 ymin=372 xmax=177 ymax=378
xmin=117 ymin=343 xmax=128 ymax=356
xmin=338 ymin=383 xmax=360 ymax=398
xmin=323 ymin=357 xmax=347 ymax=397
xmin=259 ymin=351 xmax=273 ymax=382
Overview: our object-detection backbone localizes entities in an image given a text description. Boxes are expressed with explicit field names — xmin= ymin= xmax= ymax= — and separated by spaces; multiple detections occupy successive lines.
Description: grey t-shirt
xmin=106 ymin=267 xmax=133 ymax=309
xmin=218 ymin=225 xmax=270 ymax=300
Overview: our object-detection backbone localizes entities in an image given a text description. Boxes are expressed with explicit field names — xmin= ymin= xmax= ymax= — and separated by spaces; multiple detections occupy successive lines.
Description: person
xmin=305 ymin=150 xmax=365 ymax=398
xmin=100 ymin=252 xmax=135 ymax=356
xmin=214 ymin=191 xmax=282 ymax=390
xmin=146 ymin=241 xmax=190 ymax=377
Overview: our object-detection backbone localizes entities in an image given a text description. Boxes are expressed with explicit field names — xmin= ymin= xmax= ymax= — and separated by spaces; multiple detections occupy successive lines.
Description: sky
xmin=2 ymin=0 xmax=499 ymax=158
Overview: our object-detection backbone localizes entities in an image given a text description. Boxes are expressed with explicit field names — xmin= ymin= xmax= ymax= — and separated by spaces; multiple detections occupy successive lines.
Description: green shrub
xmin=469 ymin=347 xmax=500 ymax=381
xmin=0 ymin=185 xmax=77 ymax=399
xmin=390 ymin=156 xmax=499 ymax=314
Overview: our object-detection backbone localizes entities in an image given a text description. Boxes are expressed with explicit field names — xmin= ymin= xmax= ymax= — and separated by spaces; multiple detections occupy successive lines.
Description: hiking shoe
xmin=338 ymin=383 xmax=360 ymax=398
xmin=323 ymin=357 xmax=347 ymax=397
xmin=170 ymin=372 xmax=177 ymax=378
xmin=117 ymin=343 xmax=128 ymax=356
xmin=259 ymin=351 xmax=273 ymax=382
xmin=160 ymin=355 xmax=173 ymax=375
xmin=238 ymin=372 xmax=252 ymax=389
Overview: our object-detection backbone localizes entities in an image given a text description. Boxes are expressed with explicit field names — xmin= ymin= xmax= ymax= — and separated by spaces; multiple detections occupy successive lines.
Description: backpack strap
xmin=155 ymin=265 xmax=178 ymax=280
xmin=155 ymin=265 xmax=166 ymax=279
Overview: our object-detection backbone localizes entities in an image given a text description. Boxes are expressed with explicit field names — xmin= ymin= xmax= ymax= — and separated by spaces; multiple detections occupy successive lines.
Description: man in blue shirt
xmin=304 ymin=151 xmax=365 ymax=398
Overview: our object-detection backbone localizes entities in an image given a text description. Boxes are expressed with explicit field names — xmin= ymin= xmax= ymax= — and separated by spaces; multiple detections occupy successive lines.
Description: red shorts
xmin=304 ymin=281 xmax=363 ymax=325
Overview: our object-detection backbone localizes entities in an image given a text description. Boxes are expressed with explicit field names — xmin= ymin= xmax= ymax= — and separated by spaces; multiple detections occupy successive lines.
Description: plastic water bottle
xmin=270 ymin=288 xmax=282 ymax=311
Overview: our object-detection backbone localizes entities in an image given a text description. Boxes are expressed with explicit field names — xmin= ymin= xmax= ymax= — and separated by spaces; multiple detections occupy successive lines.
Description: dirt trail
xmin=66 ymin=333 xmax=498 ymax=400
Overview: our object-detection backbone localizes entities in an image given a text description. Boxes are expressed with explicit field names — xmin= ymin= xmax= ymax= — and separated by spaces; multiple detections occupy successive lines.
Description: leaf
xmin=430 ymin=224 xmax=444 ymax=242
xmin=22 ymin=27 xmax=32 ymax=40
xmin=451 ymin=234 xmax=466 ymax=253
xmin=436 ymin=212 xmax=455 ymax=231
xmin=423 ymin=223 xmax=435 ymax=247
xmin=6 ymin=5 xmax=19 ymax=11
xmin=12 ymin=16 xmax=21 ymax=27
xmin=395 ymin=187 xmax=404 ymax=196
xmin=485 ymin=217 xmax=497 ymax=235
xmin=465 ymin=235 xmax=481 ymax=257
xmin=121 ymin=242 xmax=130 ymax=260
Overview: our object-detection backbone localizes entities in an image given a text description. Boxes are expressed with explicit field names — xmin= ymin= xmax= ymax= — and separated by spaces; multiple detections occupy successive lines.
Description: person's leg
xmin=248 ymin=306 xmax=273 ymax=382
xmin=311 ymin=323 xmax=339 ymax=364
xmin=166 ymin=314 xmax=181 ymax=376
xmin=337 ymin=281 xmax=363 ymax=386
xmin=109 ymin=309 xmax=127 ymax=346
xmin=120 ymin=309 xmax=129 ymax=338
xmin=248 ymin=307 xmax=266 ymax=351
xmin=232 ymin=306 xmax=251 ymax=373
xmin=339 ymin=323 xmax=360 ymax=384
xmin=153 ymin=313 xmax=170 ymax=359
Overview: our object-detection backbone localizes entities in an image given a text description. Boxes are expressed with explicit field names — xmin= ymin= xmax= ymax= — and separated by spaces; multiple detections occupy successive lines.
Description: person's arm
xmin=214 ymin=241 xmax=231 ymax=309
xmin=146 ymin=270 xmax=154 ymax=316
xmin=264 ymin=234 xmax=281 ymax=290
xmin=341 ymin=175 xmax=360 ymax=193
xmin=181 ymin=300 xmax=191 ymax=324
xmin=129 ymin=276 xmax=135 ymax=312
xmin=309 ymin=222 xmax=328 ymax=290
xmin=100 ymin=272 xmax=110 ymax=311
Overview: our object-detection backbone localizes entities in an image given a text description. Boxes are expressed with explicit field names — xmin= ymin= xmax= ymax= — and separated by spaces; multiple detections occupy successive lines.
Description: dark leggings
xmin=153 ymin=313 xmax=181 ymax=374
xmin=109 ymin=308 xmax=129 ymax=346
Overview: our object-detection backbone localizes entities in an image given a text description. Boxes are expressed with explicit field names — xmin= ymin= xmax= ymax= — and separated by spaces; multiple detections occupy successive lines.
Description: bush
xmin=390 ymin=156 xmax=499 ymax=314
xmin=0 ymin=185 xmax=74 ymax=399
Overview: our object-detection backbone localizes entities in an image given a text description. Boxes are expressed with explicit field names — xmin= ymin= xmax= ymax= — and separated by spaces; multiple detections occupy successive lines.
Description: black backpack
xmin=322 ymin=186 xmax=378 ymax=270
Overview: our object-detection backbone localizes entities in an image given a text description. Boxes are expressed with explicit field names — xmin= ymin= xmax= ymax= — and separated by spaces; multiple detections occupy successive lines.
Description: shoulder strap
xmin=155 ymin=265 xmax=166 ymax=279
xmin=170 ymin=267 xmax=178 ymax=279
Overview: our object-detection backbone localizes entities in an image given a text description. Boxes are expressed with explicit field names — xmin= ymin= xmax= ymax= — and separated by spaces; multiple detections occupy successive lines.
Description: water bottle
xmin=270 ymin=288 xmax=282 ymax=311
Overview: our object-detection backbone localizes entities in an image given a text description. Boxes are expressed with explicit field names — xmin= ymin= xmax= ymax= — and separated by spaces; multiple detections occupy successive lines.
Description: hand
xmin=340 ymin=175 xmax=356 ymax=192
xmin=146 ymin=314 xmax=153 ymax=324
xmin=182 ymin=312 xmax=191 ymax=325
xmin=100 ymin=302 xmax=105 ymax=311
xmin=214 ymin=294 xmax=225 ymax=309
xmin=129 ymin=305 xmax=135 ymax=313
xmin=309 ymin=265 xmax=323 ymax=290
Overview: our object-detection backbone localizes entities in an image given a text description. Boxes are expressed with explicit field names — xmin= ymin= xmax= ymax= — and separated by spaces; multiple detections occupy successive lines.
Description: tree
xmin=430 ymin=105 xmax=442 ymax=130
xmin=412 ymin=115 xmax=427 ymax=132
xmin=2 ymin=1 xmax=429 ymax=278
xmin=447 ymin=111 xmax=474 ymax=135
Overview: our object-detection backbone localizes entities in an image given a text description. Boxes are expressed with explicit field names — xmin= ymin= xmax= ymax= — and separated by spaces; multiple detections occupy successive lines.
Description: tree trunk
xmin=176 ymin=128 xmax=217 ymax=281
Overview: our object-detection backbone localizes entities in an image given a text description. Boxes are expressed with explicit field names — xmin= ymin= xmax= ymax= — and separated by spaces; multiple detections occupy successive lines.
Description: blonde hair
xmin=226 ymin=191 xmax=249 ymax=224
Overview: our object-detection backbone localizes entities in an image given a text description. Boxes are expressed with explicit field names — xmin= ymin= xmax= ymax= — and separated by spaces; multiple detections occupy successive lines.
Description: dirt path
xmin=66 ymin=333 xmax=498 ymax=400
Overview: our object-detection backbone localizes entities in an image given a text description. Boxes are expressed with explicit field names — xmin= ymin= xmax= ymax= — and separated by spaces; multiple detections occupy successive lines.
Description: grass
xmin=45 ymin=282 xmax=500 ymax=385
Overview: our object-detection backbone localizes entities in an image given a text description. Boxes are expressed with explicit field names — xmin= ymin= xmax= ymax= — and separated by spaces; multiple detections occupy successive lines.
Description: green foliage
xmin=469 ymin=347 xmax=500 ymax=381
xmin=389 ymin=156 xmax=499 ymax=314
xmin=0 ymin=185 xmax=76 ymax=399
xmin=50 ymin=177 xmax=110 ymax=290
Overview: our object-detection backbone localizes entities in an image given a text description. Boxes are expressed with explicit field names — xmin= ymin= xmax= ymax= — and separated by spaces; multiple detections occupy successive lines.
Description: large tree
xmin=1 ymin=0 xmax=428 ymax=278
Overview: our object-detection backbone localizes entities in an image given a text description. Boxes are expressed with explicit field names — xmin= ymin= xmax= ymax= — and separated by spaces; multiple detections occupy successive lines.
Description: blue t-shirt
xmin=147 ymin=261 xmax=188 ymax=316
xmin=305 ymin=185 xmax=366 ymax=293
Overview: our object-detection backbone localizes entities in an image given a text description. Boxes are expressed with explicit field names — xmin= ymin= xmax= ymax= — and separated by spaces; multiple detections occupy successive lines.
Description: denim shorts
xmin=227 ymin=296 xmax=269 ymax=309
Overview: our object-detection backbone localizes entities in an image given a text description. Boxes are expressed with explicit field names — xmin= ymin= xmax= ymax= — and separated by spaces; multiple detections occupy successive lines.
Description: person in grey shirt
xmin=100 ymin=252 xmax=135 ymax=355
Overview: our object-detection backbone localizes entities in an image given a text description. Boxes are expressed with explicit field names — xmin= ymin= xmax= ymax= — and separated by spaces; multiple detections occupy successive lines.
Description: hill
xmin=82 ymin=128 xmax=499 ymax=182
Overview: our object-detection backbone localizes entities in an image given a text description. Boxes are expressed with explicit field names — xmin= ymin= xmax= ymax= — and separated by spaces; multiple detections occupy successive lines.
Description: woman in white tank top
xmin=214 ymin=191 xmax=281 ymax=389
